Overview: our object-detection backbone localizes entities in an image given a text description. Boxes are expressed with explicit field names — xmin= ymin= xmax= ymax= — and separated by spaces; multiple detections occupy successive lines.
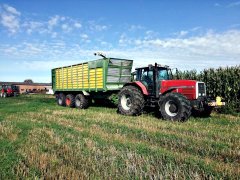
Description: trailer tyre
xmin=66 ymin=94 xmax=75 ymax=108
xmin=57 ymin=93 xmax=66 ymax=106
xmin=159 ymin=93 xmax=191 ymax=121
xmin=118 ymin=85 xmax=145 ymax=116
xmin=3 ymin=93 xmax=7 ymax=98
xmin=75 ymin=94 xmax=89 ymax=109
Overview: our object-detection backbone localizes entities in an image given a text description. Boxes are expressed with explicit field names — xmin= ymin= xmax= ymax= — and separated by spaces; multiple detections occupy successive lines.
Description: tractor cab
xmin=134 ymin=63 xmax=173 ymax=96
xmin=0 ymin=84 xmax=19 ymax=98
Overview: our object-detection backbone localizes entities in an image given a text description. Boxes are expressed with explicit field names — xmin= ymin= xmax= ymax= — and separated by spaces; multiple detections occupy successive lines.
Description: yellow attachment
xmin=216 ymin=96 xmax=225 ymax=106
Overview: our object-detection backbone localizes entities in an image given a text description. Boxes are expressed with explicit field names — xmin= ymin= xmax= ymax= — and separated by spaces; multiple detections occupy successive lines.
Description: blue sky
xmin=0 ymin=0 xmax=240 ymax=82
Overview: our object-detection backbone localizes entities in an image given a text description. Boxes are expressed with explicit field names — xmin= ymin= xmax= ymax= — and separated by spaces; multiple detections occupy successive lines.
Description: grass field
xmin=0 ymin=95 xmax=239 ymax=179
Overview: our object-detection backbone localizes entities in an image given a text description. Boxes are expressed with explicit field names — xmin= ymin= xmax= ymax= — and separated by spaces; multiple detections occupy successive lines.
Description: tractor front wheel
xmin=118 ymin=85 xmax=145 ymax=116
xmin=159 ymin=93 xmax=191 ymax=121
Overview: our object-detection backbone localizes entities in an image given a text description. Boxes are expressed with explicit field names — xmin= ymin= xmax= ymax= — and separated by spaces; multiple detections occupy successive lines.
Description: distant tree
xmin=24 ymin=79 xmax=33 ymax=84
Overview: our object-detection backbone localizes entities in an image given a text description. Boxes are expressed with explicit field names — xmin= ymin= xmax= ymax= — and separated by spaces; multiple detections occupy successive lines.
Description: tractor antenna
xmin=94 ymin=52 xmax=107 ymax=58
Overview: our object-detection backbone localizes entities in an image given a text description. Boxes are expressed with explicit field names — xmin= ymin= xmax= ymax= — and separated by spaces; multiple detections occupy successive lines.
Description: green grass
xmin=0 ymin=94 xmax=239 ymax=179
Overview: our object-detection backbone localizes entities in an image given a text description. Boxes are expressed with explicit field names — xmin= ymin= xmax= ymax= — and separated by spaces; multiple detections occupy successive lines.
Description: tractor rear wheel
xmin=118 ymin=85 xmax=145 ymax=116
xmin=57 ymin=93 xmax=66 ymax=106
xmin=159 ymin=93 xmax=191 ymax=121
xmin=75 ymin=94 xmax=89 ymax=109
xmin=66 ymin=94 xmax=75 ymax=108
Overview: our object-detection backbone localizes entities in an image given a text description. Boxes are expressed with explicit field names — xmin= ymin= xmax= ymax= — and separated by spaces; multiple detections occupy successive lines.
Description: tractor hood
xmin=160 ymin=80 xmax=199 ymax=100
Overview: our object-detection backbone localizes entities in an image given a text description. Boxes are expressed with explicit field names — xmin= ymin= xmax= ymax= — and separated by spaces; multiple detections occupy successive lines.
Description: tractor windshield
xmin=157 ymin=68 xmax=172 ymax=81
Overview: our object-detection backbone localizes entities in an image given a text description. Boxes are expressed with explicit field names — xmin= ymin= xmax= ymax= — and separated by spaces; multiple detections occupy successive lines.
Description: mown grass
xmin=0 ymin=95 xmax=239 ymax=179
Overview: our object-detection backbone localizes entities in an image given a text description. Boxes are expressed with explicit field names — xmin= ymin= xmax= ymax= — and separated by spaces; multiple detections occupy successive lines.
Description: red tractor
xmin=117 ymin=63 xmax=224 ymax=121
xmin=0 ymin=84 xmax=19 ymax=98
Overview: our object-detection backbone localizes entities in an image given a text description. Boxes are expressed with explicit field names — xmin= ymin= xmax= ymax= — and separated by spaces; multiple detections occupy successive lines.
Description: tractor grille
xmin=198 ymin=82 xmax=206 ymax=97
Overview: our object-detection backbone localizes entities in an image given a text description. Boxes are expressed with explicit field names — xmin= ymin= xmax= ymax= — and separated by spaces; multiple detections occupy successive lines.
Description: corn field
xmin=176 ymin=66 xmax=240 ymax=113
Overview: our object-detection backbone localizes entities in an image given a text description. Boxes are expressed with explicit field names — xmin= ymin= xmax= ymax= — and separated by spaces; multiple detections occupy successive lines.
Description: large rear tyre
xmin=75 ymin=94 xmax=89 ymax=109
xmin=57 ymin=93 xmax=66 ymax=106
xmin=66 ymin=94 xmax=75 ymax=108
xmin=159 ymin=93 xmax=191 ymax=121
xmin=118 ymin=85 xmax=145 ymax=116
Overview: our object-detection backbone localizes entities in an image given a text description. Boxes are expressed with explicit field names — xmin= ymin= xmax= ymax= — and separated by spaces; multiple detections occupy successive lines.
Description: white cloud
xmin=61 ymin=23 xmax=72 ymax=32
xmin=113 ymin=29 xmax=240 ymax=70
xmin=227 ymin=1 xmax=240 ymax=7
xmin=51 ymin=32 xmax=57 ymax=38
xmin=0 ymin=4 xmax=21 ymax=33
xmin=23 ymin=21 xmax=44 ymax=34
xmin=3 ymin=4 xmax=21 ymax=15
xmin=80 ymin=34 xmax=88 ymax=39
xmin=48 ymin=15 xmax=60 ymax=29
xmin=137 ymin=30 xmax=240 ymax=56
xmin=129 ymin=25 xmax=144 ymax=31
xmin=74 ymin=22 xmax=82 ymax=28
xmin=214 ymin=3 xmax=221 ymax=7
xmin=88 ymin=21 xmax=108 ymax=31
xmin=175 ymin=30 xmax=189 ymax=37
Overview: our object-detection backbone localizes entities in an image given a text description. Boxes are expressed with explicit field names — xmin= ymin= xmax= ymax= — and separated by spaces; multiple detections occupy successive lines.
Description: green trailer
xmin=52 ymin=57 xmax=133 ymax=108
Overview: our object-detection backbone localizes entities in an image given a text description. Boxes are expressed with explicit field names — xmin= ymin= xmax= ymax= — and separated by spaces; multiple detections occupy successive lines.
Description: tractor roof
xmin=135 ymin=63 xmax=170 ymax=70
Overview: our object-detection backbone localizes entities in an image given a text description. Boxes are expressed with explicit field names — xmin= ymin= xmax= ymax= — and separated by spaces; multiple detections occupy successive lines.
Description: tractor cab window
xmin=157 ymin=68 xmax=170 ymax=81
xmin=141 ymin=69 xmax=153 ymax=87
xmin=139 ymin=69 xmax=154 ymax=95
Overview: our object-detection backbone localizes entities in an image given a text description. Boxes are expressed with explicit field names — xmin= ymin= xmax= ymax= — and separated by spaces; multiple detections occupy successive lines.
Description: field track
xmin=0 ymin=95 xmax=239 ymax=179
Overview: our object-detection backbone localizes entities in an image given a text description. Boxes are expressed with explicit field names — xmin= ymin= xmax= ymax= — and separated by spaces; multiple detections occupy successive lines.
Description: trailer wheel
xmin=75 ymin=94 xmax=89 ymax=109
xmin=3 ymin=93 xmax=7 ymax=98
xmin=57 ymin=93 xmax=66 ymax=106
xmin=118 ymin=85 xmax=145 ymax=116
xmin=159 ymin=93 xmax=191 ymax=121
xmin=66 ymin=94 xmax=75 ymax=108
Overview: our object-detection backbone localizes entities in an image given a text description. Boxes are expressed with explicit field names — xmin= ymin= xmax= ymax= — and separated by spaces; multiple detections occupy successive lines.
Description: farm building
xmin=0 ymin=81 xmax=51 ymax=94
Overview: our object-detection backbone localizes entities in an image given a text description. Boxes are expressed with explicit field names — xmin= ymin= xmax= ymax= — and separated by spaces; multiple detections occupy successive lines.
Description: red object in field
xmin=0 ymin=84 xmax=19 ymax=97
xmin=117 ymin=62 xmax=224 ymax=121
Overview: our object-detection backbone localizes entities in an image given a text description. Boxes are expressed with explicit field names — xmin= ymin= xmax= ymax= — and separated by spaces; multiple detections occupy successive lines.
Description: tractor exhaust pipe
xmin=154 ymin=63 xmax=159 ymax=98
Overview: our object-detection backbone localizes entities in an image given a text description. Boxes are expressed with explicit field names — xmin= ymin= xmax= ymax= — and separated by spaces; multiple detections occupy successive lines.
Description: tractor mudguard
xmin=123 ymin=81 xmax=149 ymax=95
